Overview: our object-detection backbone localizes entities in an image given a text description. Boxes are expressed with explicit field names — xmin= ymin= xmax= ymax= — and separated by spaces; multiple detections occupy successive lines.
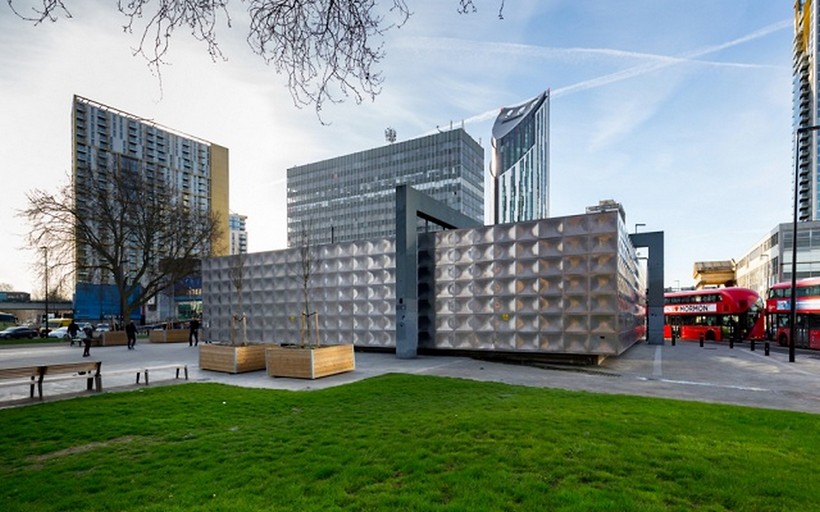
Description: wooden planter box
xmin=99 ymin=331 xmax=128 ymax=346
xmin=199 ymin=343 xmax=268 ymax=374
xmin=265 ymin=344 xmax=355 ymax=379
xmin=149 ymin=329 xmax=190 ymax=343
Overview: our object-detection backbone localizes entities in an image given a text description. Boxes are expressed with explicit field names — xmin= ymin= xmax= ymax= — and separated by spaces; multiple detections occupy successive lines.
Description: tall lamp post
xmin=41 ymin=246 xmax=48 ymax=336
xmin=790 ymin=125 xmax=820 ymax=362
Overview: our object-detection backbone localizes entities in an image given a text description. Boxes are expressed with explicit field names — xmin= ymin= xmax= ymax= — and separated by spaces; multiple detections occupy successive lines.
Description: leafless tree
xmin=7 ymin=1 xmax=504 ymax=120
xmin=20 ymin=168 xmax=222 ymax=326
xmin=292 ymin=218 xmax=320 ymax=348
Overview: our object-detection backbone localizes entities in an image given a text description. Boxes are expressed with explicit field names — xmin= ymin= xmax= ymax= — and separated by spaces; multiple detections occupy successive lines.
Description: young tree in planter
xmin=21 ymin=168 xmax=221 ymax=327
xmin=293 ymin=220 xmax=320 ymax=348
xmin=229 ymin=251 xmax=248 ymax=346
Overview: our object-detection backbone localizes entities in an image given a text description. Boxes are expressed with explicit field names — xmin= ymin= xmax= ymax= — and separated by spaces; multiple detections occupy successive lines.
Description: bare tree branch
xmin=6 ymin=0 xmax=71 ymax=22
xmin=246 ymin=0 xmax=409 ymax=123
xmin=8 ymin=1 xmax=503 ymax=119
xmin=117 ymin=0 xmax=232 ymax=69
xmin=457 ymin=0 xmax=504 ymax=19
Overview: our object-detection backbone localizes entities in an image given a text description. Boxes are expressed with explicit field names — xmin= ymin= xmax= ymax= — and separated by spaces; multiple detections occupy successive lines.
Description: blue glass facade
xmin=491 ymin=91 xmax=550 ymax=224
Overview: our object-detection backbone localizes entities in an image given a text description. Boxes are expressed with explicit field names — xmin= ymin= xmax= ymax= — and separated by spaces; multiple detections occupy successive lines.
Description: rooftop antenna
xmin=384 ymin=127 xmax=397 ymax=143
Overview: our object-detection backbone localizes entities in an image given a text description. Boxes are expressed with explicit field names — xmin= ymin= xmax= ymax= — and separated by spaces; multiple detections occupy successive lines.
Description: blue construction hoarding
xmin=74 ymin=283 xmax=142 ymax=323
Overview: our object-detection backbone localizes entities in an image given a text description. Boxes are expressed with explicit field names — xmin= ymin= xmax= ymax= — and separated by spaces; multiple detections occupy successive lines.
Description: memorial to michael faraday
xmin=201 ymin=193 xmax=646 ymax=363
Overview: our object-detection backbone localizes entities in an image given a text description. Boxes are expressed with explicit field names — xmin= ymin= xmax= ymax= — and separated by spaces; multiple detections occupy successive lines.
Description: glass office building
xmin=286 ymin=128 xmax=484 ymax=246
xmin=491 ymin=90 xmax=550 ymax=224
xmin=735 ymin=220 xmax=820 ymax=298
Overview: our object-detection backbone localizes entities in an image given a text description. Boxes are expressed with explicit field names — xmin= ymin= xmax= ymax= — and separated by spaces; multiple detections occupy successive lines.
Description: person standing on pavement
xmin=189 ymin=316 xmax=200 ymax=346
xmin=126 ymin=320 xmax=137 ymax=350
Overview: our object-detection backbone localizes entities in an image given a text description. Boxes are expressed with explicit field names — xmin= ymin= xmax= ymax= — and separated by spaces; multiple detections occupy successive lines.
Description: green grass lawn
xmin=0 ymin=374 xmax=817 ymax=511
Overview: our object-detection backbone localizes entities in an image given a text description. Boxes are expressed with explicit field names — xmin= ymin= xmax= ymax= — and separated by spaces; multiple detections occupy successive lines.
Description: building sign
xmin=664 ymin=303 xmax=718 ymax=314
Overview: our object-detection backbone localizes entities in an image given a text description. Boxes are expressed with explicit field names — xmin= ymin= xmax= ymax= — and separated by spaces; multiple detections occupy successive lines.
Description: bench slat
xmin=0 ymin=367 xmax=41 ymax=380
xmin=41 ymin=362 xmax=101 ymax=376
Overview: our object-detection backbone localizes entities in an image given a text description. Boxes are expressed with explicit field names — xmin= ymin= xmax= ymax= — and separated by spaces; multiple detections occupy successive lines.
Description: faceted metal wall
xmin=201 ymin=238 xmax=396 ymax=347
xmin=202 ymin=211 xmax=645 ymax=356
xmin=418 ymin=211 xmax=644 ymax=356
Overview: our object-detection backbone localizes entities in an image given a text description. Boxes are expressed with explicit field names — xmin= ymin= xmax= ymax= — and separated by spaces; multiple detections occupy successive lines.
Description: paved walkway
xmin=1 ymin=339 xmax=819 ymax=414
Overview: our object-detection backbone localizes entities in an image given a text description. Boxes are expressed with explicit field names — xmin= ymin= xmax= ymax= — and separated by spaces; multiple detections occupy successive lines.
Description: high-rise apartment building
xmin=795 ymin=1 xmax=820 ymax=221
xmin=490 ymin=90 xmax=550 ymax=224
xmin=71 ymin=96 xmax=229 ymax=319
xmin=286 ymin=128 xmax=484 ymax=246
xmin=229 ymin=213 xmax=248 ymax=255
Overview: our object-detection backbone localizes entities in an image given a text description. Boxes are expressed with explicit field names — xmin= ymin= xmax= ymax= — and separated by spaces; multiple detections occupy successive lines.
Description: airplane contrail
xmin=449 ymin=19 xmax=790 ymax=129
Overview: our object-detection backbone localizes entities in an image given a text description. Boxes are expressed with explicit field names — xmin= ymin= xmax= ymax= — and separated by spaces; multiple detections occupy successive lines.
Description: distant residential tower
xmin=794 ymin=1 xmax=820 ymax=221
xmin=71 ymin=95 xmax=230 ymax=320
xmin=229 ymin=213 xmax=248 ymax=255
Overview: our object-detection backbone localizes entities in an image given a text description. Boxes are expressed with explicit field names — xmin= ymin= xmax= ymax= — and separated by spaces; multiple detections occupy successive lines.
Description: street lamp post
xmin=634 ymin=223 xmax=646 ymax=234
xmin=790 ymin=125 xmax=820 ymax=362
xmin=41 ymin=246 xmax=48 ymax=337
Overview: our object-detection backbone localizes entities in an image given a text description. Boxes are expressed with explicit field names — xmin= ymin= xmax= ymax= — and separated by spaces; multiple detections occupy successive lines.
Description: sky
xmin=0 ymin=0 xmax=793 ymax=296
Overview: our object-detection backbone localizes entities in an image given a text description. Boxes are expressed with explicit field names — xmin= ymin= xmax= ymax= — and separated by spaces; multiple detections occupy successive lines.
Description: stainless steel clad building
xmin=201 ymin=209 xmax=646 ymax=359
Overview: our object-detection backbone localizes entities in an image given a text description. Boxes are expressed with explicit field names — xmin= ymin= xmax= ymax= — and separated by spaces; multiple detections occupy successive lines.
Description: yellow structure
xmin=692 ymin=260 xmax=736 ymax=289
xmin=210 ymin=144 xmax=231 ymax=257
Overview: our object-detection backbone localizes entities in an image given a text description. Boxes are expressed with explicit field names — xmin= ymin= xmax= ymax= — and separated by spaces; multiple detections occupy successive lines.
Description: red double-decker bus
xmin=766 ymin=277 xmax=820 ymax=349
xmin=664 ymin=288 xmax=765 ymax=342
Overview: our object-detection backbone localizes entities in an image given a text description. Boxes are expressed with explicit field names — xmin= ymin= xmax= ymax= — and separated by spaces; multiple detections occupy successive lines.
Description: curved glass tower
xmin=490 ymin=90 xmax=550 ymax=224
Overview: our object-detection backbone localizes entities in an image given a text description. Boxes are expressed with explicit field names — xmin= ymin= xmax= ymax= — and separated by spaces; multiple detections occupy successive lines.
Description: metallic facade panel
xmin=202 ymin=210 xmax=645 ymax=357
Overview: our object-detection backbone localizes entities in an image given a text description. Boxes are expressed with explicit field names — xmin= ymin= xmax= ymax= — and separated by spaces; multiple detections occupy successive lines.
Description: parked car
xmin=0 ymin=326 xmax=39 ymax=339
xmin=95 ymin=324 xmax=112 ymax=333
xmin=39 ymin=318 xmax=73 ymax=337
xmin=47 ymin=326 xmax=70 ymax=339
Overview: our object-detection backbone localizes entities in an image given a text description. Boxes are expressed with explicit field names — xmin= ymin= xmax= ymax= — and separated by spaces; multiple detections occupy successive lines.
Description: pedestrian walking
xmin=126 ymin=320 xmax=137 ymax=350
xmin=82 ymin=325 xmax=94 ymax=357
xmin=189 ymin=317 xmax=200 ymax=346
xmin=67 ymin=320 xmax=80 ymax=346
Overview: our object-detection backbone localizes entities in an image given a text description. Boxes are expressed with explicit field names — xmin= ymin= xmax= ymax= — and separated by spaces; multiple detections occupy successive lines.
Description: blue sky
xmin=0 ymin=1 xmax=792 ymax=295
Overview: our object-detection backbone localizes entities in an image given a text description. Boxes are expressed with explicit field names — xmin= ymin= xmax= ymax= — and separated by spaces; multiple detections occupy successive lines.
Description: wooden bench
xmin=136 ymin=364 xmax=188 ymax=385
xmin=37 ymin=361 xmax=103 ymax=398
xmin=0 ymin=366 xmax=41 ymax=398
xmin=0 ymin=362 xmax=102 ymax=400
